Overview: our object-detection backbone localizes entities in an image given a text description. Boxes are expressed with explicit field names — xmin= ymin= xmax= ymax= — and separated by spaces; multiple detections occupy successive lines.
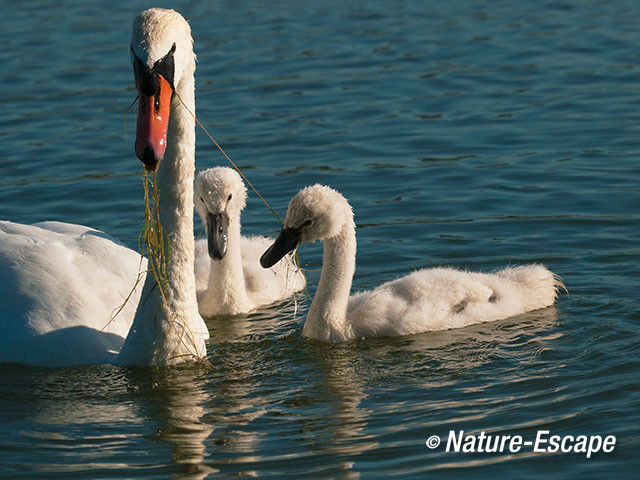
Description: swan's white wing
xmin=0 ymin=221 xmax=147 ymax=366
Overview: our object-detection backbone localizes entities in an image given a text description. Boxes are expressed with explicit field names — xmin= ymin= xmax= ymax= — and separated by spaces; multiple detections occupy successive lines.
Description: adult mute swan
xmin=193 ymin=167 xmax=305 ymax=316
xmin=260 ymin=185 xmax=562 ymax=343
xmin=0 ymin=8 xmax=207 ymax=366
xmin=117 ymin=8 xmax=207 ymax=365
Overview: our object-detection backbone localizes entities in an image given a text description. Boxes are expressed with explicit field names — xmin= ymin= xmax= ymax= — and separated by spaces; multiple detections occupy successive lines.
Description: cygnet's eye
xmin=301 ymin=219 xmax=313 ymax=228
xmin=227 ymin=193 xmax=233 ymax=202
xmin=200 ymin=196 xmax=205 ymax=203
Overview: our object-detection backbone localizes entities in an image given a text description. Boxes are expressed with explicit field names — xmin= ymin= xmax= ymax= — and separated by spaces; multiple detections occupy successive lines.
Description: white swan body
xmin=0 ymin=221 xmax=145 ymax=365
xmin=0 ymin=8 xmax=207 ymax=366
xmin=117 ymin=8 xmax=207 ymax=365
xmin=194 ymin=167 xmax=305 ymax=316
xmin=260 ymin=185 xmax=562 ymax=343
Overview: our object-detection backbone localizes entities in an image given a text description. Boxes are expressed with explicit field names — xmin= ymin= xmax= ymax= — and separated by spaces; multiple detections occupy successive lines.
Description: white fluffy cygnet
xmin=260 ymin=184 xmax=563 ymax=343
xmin=194 ymin=167 xmax=306 ymax=316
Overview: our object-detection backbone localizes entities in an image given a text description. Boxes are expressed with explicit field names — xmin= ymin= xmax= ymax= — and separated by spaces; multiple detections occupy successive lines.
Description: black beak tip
xmin=206 ymin=212 xmax=229 ymax=262
xmin=210 ymin=249 xmax=225 ymax=262
xmin=260 ymin=227 xmax=301 ymax=269
xmin=140 ymin=145 xmax=160 ymax=172
xmin=260 ymin=250 xmax=274 ymax=269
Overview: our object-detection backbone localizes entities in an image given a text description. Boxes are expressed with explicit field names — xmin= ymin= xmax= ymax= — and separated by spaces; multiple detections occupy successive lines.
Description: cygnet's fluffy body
xmin=194 ymin=167 xmax=305 ymax=316
xmin=260 ymin=184 xmax=562 ymax=343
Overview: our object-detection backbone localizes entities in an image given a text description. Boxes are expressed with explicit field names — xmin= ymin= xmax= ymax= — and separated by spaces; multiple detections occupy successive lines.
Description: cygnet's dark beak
xmin=260 ymin=227 xmax=301 ymax=268
xmin=207 ymin=212 xmax=229 ymax=261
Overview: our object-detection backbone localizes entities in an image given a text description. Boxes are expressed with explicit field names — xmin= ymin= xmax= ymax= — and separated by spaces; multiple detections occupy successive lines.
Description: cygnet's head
xmin=131 ymin=8 xmax=194 ymax=171
xmin=260 ymin=184 xmax=353 ymax=268
xmin=195 ymin=167 xmax=247 ymax=261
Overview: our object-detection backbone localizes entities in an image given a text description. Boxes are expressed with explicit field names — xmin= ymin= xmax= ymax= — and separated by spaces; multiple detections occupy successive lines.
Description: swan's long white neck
xmin=118 ymin=56 xmax=208 ymax=365
xmin=205 ymin=215 xmax=251 ymax=314
xmin=303 ymin=218 xmax=357 ymax=342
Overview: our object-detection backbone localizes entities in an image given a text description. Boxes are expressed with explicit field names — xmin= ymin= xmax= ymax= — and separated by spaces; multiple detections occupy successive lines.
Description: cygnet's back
xmin=346 ymin=264 xmax=559 ymax=339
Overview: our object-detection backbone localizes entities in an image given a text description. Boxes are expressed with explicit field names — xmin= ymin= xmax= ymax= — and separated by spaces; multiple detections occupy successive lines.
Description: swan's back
xmin=240 ymin=235 xmax=306 ymax=304
xmin=195 ymin=235 xmax=305 ymax=309
xmin=346 ymin=265 xmax=559 ymax=339
xmin=0 ymin=221 xmax=146 ymax=366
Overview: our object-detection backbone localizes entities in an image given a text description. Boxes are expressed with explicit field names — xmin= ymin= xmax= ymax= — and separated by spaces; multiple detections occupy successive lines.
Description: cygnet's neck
xmin=303 ymin=218 xmax=357 ymax=342
xmin=205 ymin=214 xmax=252 ymax=315
xmin=119 ymin=59 xmax=208 ymax=365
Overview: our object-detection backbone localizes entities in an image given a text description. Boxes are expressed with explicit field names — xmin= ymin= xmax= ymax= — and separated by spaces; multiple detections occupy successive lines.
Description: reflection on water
xmin=126 ymin=367 xmax=216 ymax=479
xmin=204 ymin=295 xmax=306 ymax=342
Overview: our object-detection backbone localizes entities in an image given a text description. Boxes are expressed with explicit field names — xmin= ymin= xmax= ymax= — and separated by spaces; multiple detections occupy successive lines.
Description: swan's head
xmin=131 ymin=8 xmax=194 ymax=171
xmin=194 ymin=167 xmax=248 ymax=261
xmin=260 ymin=184 xmax=354 ymax=268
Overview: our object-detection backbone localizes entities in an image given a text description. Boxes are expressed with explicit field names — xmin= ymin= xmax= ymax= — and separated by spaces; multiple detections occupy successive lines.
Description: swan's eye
xmin=227 ymin=194 xmax=233 ymax=202
xmin=302 ymin=219 xmax=313 ymax=228
xmin=170 ymin=43 xmax=176 ymax=54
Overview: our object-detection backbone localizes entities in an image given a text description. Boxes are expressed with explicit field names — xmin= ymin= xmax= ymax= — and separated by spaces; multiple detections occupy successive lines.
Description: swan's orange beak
xmin=135 ymin=74 xmax=173 ymax=172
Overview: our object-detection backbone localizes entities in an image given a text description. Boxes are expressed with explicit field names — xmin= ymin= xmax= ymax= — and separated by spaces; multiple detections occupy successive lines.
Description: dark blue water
xmin=1 ymin=0 xmax=639 ymax=478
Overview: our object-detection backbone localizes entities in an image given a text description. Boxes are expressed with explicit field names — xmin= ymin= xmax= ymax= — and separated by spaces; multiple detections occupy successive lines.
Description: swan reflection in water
xmin=127 ymin=366 xmax=216 ymax=479
xmin=7 ymin=304 xmax=557 ymax=477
